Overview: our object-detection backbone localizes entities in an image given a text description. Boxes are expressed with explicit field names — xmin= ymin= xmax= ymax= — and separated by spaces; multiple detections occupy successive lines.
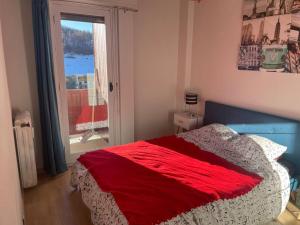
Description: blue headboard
xmin=203 ymin=101 xmax=300 ymax=175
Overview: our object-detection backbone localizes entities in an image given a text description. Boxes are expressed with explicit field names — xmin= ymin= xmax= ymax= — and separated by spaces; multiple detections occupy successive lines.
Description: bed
xmin=71 ymin=101 xmax=298 ymax=225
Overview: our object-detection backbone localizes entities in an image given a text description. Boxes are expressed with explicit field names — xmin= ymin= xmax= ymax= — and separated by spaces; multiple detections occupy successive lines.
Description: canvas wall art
xmin=238 ymin=0 xmax=300 ymax=74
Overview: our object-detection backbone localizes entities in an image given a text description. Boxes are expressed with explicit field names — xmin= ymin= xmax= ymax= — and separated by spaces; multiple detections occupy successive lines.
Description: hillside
xmin=62 ymin=26 xmax=93 ymax=55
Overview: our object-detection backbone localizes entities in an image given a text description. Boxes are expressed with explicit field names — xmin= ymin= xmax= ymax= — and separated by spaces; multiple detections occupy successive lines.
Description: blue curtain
xmin=32 ymin=0 xmax=67 ymax=175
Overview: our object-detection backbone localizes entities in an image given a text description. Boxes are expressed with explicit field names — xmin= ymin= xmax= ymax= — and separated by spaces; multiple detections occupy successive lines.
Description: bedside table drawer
xmin=174 ymin=113 xmax=202 ymax=130
xmin=174 ymin=116 xmax=189 ymax=129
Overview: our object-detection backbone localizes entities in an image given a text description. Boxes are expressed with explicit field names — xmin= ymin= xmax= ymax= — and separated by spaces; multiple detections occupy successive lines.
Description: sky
xmin=61 ymin=20 xmax=93 ymax=32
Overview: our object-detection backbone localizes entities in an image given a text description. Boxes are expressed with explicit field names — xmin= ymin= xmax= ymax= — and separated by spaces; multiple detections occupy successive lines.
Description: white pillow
xmin=179 ymin=124 xmax=286 ymax=172
xmin=178 ymin=123 xmax=238 ymax=150
xmin=227 ymin=135 xmax=287 ymax=163
xmin=178 ymin=124 xmax=264 ymax=172
xmin=247 ymin=135 xmax=287 ymax=161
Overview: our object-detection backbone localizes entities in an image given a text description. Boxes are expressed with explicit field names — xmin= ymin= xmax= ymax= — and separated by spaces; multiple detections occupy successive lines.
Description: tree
xmin=62 ymin=26 xmax=93 ymax=55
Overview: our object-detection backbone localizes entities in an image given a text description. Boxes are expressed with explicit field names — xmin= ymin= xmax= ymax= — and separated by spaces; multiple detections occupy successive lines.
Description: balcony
xmin=66 ymin=85 xmax=109 ymax=153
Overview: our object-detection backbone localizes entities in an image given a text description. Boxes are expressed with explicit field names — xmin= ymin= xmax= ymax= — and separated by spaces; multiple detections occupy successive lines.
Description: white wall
xmin=190 ymin=0 xmax=300 ymax=120
xmin=0 ymin=0 xmax=43 ymax=168
xmin=0 ymin=21 xmax=23 ymax=225
xmin=134 ymin=0 xmax=182 ymax=140
xmin=176 ymin=0 xmax=195 ymax=110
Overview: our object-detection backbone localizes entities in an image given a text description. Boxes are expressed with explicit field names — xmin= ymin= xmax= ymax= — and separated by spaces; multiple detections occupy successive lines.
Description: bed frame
xmin=203 ymin=101 xmax=300 ymax=175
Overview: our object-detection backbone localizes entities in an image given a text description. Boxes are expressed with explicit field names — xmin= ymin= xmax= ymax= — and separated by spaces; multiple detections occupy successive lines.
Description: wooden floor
xmin=24 ymin=170 xmax=92 ymax=225
xmin=24 ymin=170 xmax=300 ymax=225
xmin=278 ymin=208 xmax=300 ymax=225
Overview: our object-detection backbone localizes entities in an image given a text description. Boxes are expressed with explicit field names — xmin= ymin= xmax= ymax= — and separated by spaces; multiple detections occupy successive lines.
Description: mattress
xmin=71 ymin=127 xmax=290 ymax=225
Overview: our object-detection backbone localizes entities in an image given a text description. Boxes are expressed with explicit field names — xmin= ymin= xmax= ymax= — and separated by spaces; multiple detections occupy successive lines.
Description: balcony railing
xmin=67 ymin=88 xmax=108 ymax=135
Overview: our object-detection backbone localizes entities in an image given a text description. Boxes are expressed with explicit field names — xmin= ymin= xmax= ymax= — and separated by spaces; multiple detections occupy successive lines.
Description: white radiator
xmin=14 ymin=111 xmax=37 ymax=188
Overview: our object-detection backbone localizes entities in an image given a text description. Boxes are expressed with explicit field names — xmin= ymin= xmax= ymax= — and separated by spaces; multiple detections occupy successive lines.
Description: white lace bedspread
xmin=71 ymin=130 xmax=290 ymax=225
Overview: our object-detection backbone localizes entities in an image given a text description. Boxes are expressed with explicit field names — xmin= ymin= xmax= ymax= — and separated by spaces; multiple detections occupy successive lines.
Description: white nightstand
xmin=174 ymin=112 xmax=203 ymax=133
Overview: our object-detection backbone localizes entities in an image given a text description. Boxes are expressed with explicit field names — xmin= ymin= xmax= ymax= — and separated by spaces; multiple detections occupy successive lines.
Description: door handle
xmin=109 ymin=82 xmax=114 ymax=92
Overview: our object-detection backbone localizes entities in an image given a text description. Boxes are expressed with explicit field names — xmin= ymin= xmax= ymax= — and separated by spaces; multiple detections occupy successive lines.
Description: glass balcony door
xmin=50 ymin=4 xmax=120 ymax=163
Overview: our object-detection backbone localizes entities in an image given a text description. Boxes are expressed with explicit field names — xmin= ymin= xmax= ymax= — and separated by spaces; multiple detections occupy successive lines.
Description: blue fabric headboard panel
xmin=203 ymin=101 xmax=300 ymax=175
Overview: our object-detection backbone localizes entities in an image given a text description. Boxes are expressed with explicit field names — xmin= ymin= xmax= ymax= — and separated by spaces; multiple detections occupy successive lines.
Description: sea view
xmin=64 ymin=54 xmax=95 ymax=76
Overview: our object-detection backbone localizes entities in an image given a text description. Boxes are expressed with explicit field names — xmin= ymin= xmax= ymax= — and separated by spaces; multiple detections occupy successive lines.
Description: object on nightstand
xmin=174 ymin=112 xmax=203 ymax=133
xmin=185 ymin=91 xmax=199 ymax=113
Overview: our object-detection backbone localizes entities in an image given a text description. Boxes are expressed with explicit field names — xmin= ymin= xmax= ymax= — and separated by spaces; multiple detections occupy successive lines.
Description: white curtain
xmin=93 ymin=23 xmax=108 ymax=105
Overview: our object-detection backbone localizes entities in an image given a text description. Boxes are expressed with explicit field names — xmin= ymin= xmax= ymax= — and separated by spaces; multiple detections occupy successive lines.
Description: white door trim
xmin=49 ymin=0 xmax=138 ymax=10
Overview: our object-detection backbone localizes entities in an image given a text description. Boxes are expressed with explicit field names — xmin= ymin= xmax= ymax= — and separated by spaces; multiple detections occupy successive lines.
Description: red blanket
xmin=78 ymin=136 xmax=262 ymax=225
